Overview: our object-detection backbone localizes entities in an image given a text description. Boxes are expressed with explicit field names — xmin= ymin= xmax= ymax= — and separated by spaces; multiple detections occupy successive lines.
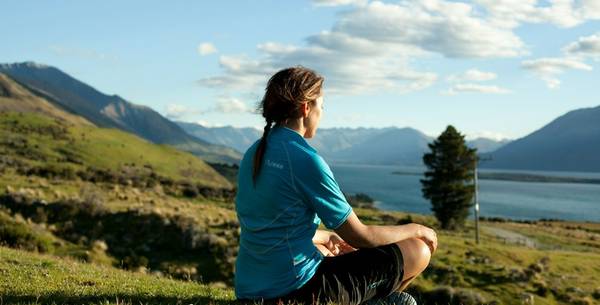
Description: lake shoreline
xmin=370 ymin=200 xmax=600 ymax=224
xmin=391 ymin=170 xmax=600 ymax=185
xmin=331 ymin=164 xmax=600 ymax=223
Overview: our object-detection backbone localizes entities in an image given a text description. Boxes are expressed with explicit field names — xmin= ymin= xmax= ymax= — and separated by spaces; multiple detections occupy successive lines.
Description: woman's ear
xmin=301 ymin=102 xmax=310 ymax=118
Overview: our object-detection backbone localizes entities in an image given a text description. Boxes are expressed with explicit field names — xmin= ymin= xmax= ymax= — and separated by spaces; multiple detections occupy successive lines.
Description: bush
xmin=78 ymin=185 xmax=106 ymax=216
xmin=0 ymin=211 xmax=54 ymax=253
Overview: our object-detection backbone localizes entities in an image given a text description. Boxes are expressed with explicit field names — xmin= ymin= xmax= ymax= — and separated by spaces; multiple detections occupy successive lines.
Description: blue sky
xmin=1 ymin=0 xmax=600 ymax=140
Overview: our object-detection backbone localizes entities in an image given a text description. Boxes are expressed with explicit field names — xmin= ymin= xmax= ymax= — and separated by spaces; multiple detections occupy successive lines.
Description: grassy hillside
xmin=0 ymin=111 xmax=231 ymax=189
xmin=0 ymin=62 xmax=242 ymax=165
xmin=354 ymin=209 xmax=600 ymax=305
xmin=0 ymin=73 xmax=92 ymax=126
xmin=2 ymin=198 xmax=600 ymax=305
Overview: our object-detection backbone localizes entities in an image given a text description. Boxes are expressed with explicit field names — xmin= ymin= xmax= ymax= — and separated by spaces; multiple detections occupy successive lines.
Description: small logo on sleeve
xmin=266 ymin=159 xmax=284 ymax=169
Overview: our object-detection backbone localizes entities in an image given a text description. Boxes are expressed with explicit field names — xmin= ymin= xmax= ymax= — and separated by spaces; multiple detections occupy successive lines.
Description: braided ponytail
xmin=252 ymin=119 xmax=273 ymax=186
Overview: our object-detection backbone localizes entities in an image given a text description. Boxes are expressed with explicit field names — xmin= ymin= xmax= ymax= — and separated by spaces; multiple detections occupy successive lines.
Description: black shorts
xmin=241 ymin=243 xmax=405 ymax=305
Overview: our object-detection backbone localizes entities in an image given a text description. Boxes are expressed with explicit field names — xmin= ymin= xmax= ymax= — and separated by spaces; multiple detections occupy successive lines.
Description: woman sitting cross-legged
xmin=234 ymin=66 xmax=437 ymax=305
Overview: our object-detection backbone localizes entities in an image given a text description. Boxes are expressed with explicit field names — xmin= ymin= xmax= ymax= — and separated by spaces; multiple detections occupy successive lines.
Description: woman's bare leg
xmin=394 ymin=238 xmax=431 ymax=291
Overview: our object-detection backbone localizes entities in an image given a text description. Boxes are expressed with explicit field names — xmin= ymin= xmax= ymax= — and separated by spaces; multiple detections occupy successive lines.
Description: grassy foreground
xmin=2 ymin=210 xmax=600 ymax=305
xmin=0 ymin=246 xmax=235 ymax=305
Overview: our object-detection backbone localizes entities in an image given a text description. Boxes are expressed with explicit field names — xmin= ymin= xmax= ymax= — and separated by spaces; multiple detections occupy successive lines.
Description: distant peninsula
xmin=391 ymin=171 xmax=600 ymax=185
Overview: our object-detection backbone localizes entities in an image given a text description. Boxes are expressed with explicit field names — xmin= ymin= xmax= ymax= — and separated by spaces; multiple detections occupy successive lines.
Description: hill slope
xmin=0 ymin=62 xmax=241 ymax=164
xmin=0 ymin=73 xmax=92 ymax=126
xmin=0 ymin=111 xmax=231 ymax=189
xmin=484 ymin=105 xmax=600 ymax=172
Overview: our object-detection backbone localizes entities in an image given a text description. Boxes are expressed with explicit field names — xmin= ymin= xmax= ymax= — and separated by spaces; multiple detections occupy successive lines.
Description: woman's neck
xmin=279 ymin=119 xmax=306 ymax=137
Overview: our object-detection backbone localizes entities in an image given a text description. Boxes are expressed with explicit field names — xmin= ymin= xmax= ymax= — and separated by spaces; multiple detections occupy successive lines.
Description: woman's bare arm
xmin=334 ymin=211 xmax=437 ymax=252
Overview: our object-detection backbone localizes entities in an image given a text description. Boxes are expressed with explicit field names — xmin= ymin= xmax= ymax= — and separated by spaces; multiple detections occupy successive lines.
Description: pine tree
xmin=420 ymin=125 xmax=477 ymax=230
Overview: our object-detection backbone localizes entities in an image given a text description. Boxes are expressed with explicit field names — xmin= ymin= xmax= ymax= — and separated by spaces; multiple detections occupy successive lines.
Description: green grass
xmin=0 ymin=246 xmax=235 ymax=305
xmin=0 ymin=112 xmax=231 ymax=189
xmin=2 ymin=198 xmax=600 ymax=305
xmin=3 ymin=212 xmax=599 ymax=305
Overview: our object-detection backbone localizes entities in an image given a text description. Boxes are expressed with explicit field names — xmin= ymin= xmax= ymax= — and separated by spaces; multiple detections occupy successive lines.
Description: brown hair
xmin=252 ymin=66 xmax=324 ymax=186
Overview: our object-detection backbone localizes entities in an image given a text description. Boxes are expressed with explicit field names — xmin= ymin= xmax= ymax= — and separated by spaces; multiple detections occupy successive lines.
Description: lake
xmin=330 ymin=163 xmax=600 ymax=222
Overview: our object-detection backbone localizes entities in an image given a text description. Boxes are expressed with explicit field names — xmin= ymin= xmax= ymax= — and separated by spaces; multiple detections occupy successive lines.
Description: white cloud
xmin=443 ymin=83 xmax=511 ymax=95
xmin=164 ymin=97 xmax=252 ymax=120
xmin=198 ymin=54 xmax=272 ymax=90
xmin=447 ymin=69 xmax=497 ymax=82
xmin=165 ymin=104 xmax=192 ymax=119
xmin=521 ymin=57 xmax=593 ymax=88
xmin=522 ymin=32 xmax=599 ymax=88
xmin=563 ymin=32 xmax=600 ymax=60
xmin=331 ymin=1 xmax=527 ymax=58
xmin=476 ymin=0 xmax=600 ymax=29
xmin=466 ymin=130 xmax=512 ymax=141
xmin=199 ymin=0 xmax=600 ymax=96
xmin=214 ymin=97 xmax=254 ymax=113
xmin=444 ymin=68 xmax=507 ymax=94
xmin=194 ymin=119 xmax=226 ymax=128
xmin=312 ymin=0 xmax=367 ymax=7
xmin=198 ymin=42 xmax=218 ymax=56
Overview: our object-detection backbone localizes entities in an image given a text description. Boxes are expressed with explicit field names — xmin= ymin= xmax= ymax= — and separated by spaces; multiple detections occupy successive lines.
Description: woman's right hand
xmin=411 ymin=224 xmax=437 ymax=254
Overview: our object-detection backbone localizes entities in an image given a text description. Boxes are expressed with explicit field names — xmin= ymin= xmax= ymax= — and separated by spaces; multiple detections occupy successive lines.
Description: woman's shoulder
xmin=283 ymin=142 xmax=332 ymax=177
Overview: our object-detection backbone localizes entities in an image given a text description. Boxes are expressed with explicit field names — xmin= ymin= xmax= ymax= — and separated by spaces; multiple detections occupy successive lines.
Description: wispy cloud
xmin=214 ymin=96 xmax=255 ymax=113
xmin=165 ymin=104 xmax=192 ymax=119
xmin=198 ymin=42 xmax=218 ymax=56
xmin=521 ymin=30 xmax=599 ymax=89
xmin=563 ymin=32 xmax=600 ymax=60
xmin=443 ymin=83 xmax=511 ymax=95
xmin=476 ymin=0 xmax=600 ymax=28
xmin=521 ymin=57 xmax=593 ymax=89
xmin=164 ymin=104 xmax=205 ymax=119
xmin=194 ymin=119 xmax=226 ymax=128
xmin=444 ymin=68 xmax=507 ymax=94
xmin=466 ymin=130 xmax=512 ymax=141
xmin=447 ymin=69 xmax=497 ymax=82
xmin=164 ymin=96 xmax=254 ymax=120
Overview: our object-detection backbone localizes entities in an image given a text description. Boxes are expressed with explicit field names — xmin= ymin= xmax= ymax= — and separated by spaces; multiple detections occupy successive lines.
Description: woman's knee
xmin=395 ymin=238 xmax=431 ymax=279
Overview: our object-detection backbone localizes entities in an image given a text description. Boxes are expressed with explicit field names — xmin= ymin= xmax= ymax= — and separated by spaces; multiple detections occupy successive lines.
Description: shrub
xmin=0 ymin=211 xmax=54 ymax=253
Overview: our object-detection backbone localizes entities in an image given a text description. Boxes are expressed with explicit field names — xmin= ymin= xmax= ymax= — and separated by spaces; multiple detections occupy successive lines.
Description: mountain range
xmin=0 ymin=71 xmax=231 ymax=188
xmin=178 ymin=109 xmax=600 ymax=172
xmin=0 ymin=62 xmax=240 ymax=164
xmin=177 ymin=121 xmax=510 ymax=166
xmin=3 ymin=61 xmax=598 ymax=173
xmin=481 ymin=105 xmax=600 ymax=172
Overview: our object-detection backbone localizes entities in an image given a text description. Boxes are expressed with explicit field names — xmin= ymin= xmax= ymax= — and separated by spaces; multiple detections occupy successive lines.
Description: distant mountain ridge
xmin=0 ymin=73 xmax=231 ymax=189
xmin=176 ymin=121 xmax=262 ymax=154
xmin=482 ymin=105 xmax=600 ymax=172
xmin=0 ymin=62 xmax=241 ymax=164
xmin=0 ymin=73 xmax=92 ymax=126
xmin=177 ymin=121 xmax=508 ymax=166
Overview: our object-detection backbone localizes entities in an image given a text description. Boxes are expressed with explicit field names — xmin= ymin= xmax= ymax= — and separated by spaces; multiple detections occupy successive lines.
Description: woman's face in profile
xmin=304 ymin=94 xmax=323 ymax=139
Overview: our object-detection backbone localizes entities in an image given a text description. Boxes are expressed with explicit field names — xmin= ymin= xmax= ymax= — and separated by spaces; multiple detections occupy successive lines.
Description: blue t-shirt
xmin=234 ymin=125 xmax=353 ymax=300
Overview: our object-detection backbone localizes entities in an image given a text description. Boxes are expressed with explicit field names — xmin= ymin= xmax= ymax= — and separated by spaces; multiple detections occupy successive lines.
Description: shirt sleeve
xmin=294 ymin=154 xmax=352 ymax=230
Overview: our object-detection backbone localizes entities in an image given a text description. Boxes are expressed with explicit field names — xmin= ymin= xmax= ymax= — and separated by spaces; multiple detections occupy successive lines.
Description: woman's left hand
xmin=313 ymin=230 xmax=357 ymax=257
